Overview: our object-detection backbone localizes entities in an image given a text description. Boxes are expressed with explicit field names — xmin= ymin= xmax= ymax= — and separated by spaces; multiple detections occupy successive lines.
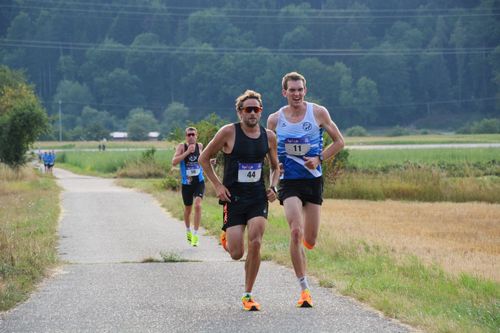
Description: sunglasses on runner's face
xmin=241 ymin=106 xmax=262 ymax=114
xmin=186 ymin=133 xmax=196 ymax=137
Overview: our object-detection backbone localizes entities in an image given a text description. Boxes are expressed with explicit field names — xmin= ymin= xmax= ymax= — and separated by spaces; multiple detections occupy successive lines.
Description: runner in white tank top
xmin=267 ymin=72 xmax=345 ymax=308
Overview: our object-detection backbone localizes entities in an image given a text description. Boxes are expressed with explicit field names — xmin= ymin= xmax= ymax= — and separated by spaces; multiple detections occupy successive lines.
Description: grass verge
xmin=118 ymin=178 xmax=499 ymax=333
xmin=331 ymin=170 xmax=500 ymax=203
xmin=0 ymin=165 xmax=60 ymax=311
xmin=345 ymin=134 xmax=500 ymax=145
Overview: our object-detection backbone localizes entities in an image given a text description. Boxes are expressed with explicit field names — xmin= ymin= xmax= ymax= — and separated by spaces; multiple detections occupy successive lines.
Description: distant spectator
xmin=42 ymin=151 xmax=50 ymax=173
xmin=46 ymin=151 xmax=56 ymax=174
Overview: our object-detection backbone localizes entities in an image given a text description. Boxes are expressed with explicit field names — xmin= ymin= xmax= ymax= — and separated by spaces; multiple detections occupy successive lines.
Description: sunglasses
xmin=186 ymin=133 xmax=196 ymax=137
xmin=241 ymin=106 xmax=263 ymax=114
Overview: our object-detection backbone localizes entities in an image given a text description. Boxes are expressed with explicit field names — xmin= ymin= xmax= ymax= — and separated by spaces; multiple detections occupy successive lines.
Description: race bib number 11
xmin=238 ymin=162 xmax=262 ymax=183
xmin=284 ymin=137 xmax=311 ymax=156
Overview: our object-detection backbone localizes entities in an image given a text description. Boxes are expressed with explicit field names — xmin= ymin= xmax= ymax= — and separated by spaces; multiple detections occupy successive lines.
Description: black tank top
xmin=183 ymin=143 xmax=202 ymax=184
xmin=223 ymin=123 xmax=269 ymax=199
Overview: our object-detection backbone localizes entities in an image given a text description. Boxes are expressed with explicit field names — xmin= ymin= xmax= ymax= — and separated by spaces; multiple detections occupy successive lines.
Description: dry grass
xmin=0 ymin=165 xmax=60 ymax=310
xmin=300 ymin=199 xmax=500 ymax=281
xmin=0 ymin=164 xmax=36 ymax=182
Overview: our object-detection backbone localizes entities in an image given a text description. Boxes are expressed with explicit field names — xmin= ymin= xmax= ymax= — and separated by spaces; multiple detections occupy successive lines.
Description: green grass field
xmin=344 ymin=133 xmax=500 ymax=145
xmin=54 ymin=143 xmax=500 ymax=203
xmin=324 ymin=147 xmax=500 ymax=203
xmin=56 ymin=150 xmax=174 ymax=176
xmin=346 ymin=148 xmax=499 ymax=173
xmin=35 ymin=140 xmax=174 ymax=150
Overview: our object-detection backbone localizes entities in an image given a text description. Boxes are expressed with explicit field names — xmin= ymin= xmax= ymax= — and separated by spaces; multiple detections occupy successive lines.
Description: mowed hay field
xmin=294 ymin=199 xmax=500 ymax=281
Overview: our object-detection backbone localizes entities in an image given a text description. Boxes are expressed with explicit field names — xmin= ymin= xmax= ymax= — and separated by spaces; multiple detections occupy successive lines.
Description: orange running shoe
xmin=220 ymin=231 xmax=228 ymax=252
xmin=242 ymin=295 xmax=261 ymax=311
xmin=296 ymin=289 xmax=313 ymax=308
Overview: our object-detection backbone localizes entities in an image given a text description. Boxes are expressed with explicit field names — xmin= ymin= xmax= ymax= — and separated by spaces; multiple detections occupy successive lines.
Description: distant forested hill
xmin=1 ymin=0 xmax=498 ymax=139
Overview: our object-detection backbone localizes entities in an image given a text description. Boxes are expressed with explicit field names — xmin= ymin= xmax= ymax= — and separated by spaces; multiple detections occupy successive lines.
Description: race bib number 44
xmin=284 ymin=137 xmax=311 ymax=156
xmin=238 ymin=162 xmax=262 ymax=183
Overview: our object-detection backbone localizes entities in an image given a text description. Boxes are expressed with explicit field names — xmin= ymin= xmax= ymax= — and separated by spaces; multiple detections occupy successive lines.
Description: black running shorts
xmin=221 ymin=198 xmax=268 ymax=231
xmin=181 ymin=181 xmax=205 ymax=206
xmin=278 ymin=176 xmax=323 ymax=206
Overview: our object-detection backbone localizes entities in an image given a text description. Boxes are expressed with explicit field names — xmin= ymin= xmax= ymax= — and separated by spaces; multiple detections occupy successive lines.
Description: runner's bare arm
xmin=315 ymin=105 xmax=344 ymax=161
xmin=266 ymin=129 xmax=280 ymax=202
xmin=172 ymin=144 xmax=186 ymax=166
xmin=199 ymin=125 xmax=233 ymax=202
xmin=266 ymin=112 xmax=279 ymax=132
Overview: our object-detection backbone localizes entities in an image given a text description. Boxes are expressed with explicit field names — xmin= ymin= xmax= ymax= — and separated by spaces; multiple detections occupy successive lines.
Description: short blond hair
xmin=235 ymin=90 xmax=263 ymax=112
xmin=185 ymin=127 xmax=197 ymax=134
xmin=282 ymin=72 xmax=306 ymax=90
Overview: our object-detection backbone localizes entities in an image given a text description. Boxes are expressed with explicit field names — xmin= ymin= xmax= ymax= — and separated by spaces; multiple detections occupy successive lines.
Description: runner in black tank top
xmin=222 ymin=122 xmax=268 ymax=202
xmin=199 ymin=90 xmax=280 ymax=311
xmin=182 ymin=142 xmax=203 ymax=185
xmin=172 ymin=127 xmax=206 ymax=247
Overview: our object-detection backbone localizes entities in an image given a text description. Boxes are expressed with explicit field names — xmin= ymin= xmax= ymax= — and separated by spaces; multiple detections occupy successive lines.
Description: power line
xmin=45 ymin=96 xmax=499 ymax=113
xmin=0 ymin=39 xmax=495 ymax=57
xmin=14 ymin=0 xmax=500 ymax=15
xmin=1 ymin=3 xmax=498 ymax=20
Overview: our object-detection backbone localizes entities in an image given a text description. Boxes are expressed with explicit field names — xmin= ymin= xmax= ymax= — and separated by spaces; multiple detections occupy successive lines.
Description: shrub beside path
xmin=0 ymin=168 xmax=413 ymax=332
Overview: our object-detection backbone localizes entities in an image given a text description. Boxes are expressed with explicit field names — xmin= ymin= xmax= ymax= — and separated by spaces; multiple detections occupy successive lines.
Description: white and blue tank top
xmin=276 ymin=102 xmax=324 ymax=179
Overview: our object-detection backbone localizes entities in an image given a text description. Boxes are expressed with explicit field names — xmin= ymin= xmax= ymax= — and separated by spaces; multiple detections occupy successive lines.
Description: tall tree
xmin=161 ymin=102 xmax=190 ymax=136
xmin=0 ymin=66 xmax=48 ymax=167
xmin=360 ymin=43 xmax=414 ymax=125
xmin=52 ymin=80 xmax=94 ymax=129
xmin=93 ymin=68 xmax=145 ymax=119
xmin=353 ymin=76 xmax=379 ymax=125
xmin=79 ymin=39 xmax=127 ymax=87
xmin=76 ymin=106 xmax=114 ymax=141
xmin=125 ymin=33 xmax=170 ymax=114
xmin=126 ymin=108 xmax=158 ymax=141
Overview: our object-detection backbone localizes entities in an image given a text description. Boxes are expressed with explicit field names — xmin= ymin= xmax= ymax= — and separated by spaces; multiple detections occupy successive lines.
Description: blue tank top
xmin=276 ymin=103 xmax=323 ymax=179
xmin=180 ymin=143 xmax=204 ymax=185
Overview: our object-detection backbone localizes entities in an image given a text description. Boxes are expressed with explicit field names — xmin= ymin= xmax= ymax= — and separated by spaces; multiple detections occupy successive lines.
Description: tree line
xmin=0 ymin=0 xmax=498 ymax=140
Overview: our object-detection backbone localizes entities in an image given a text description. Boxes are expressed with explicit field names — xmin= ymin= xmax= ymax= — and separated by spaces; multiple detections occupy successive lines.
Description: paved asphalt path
xmin=0 ymin=169 xmax=414 ymax=333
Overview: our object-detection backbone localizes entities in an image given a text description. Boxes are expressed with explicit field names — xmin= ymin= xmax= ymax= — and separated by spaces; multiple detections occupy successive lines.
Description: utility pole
xmin=58 ymin=100 xmax=62 ymax=142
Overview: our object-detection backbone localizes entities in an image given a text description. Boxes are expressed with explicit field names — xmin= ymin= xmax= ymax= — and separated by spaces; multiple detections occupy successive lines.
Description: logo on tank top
xmin=188 ymin=155 xmax=197 ymax=162
xmin=302 ymin=122 xmax=312 ymax=131
xmin=281 ymin=121 xmax=287 ymax=127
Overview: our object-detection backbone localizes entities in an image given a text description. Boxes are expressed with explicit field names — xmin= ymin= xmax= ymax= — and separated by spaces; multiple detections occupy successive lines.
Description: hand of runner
xmin=303 ymin=156 xmax=320 ymax=169
xmin=216 ymin=183 xmax=231 ymax=202
xmin=187 ymin=144 xmax=196 ymax=153
xmin=266 ymin=188 xmax=277 ymax=202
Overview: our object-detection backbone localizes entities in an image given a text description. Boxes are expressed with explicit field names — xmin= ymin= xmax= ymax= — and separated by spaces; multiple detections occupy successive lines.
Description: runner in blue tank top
xmin=267 ymin=72 xmax=345 ymax=308
xmin=172 ymin=127 xmax=205 ymax=247
xmin=200 ymin=90 xmax=280 ymax=311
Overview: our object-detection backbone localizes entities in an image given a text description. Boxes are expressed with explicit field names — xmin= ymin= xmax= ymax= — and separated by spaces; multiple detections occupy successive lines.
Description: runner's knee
xmin=248 ymin=237 xmax=262 ymax=252
xmin=230 ymin=248 xmax=244 ymax=260
xmin=290 ymin=227 xmax=303 ymax=244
